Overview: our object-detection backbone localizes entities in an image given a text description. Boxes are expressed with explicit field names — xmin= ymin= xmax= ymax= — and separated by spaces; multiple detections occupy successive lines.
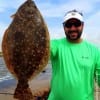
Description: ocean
xmin=0 ymin=57 xmax=52 ymax=89
xmin=0 ymin=57 xmax=14 ymax=83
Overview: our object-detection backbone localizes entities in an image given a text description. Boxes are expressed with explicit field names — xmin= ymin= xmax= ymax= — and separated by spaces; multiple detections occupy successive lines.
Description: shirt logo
xmin=81 ymin=56 xmax=89 ymax=59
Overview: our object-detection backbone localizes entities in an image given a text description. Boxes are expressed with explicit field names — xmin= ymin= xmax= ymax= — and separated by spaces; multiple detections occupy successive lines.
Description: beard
xmin=65 ymin=30 xmax=82 ymax=41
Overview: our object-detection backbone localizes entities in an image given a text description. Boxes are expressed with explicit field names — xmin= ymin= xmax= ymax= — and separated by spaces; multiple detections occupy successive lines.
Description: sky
xmin=0 ymin=0 xmax=100 ymax=51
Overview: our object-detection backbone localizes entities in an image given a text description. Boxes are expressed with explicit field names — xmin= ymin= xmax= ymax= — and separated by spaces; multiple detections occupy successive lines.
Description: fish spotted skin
xmin=2 ymin=0 xmax=50 ymax=99
xmin=2 ymin=0 xmax=50 ymax=80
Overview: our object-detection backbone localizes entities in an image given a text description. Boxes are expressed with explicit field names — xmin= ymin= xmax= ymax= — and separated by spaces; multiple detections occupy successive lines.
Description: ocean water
xmin=0 ymin=57 xmax=14 ymax=83
xmin=0 ymin=57 xmax=52 ymax=83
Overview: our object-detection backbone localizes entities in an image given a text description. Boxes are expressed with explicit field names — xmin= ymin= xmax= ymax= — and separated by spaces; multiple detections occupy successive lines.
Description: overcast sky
xmin=0 ymin=0 xmax=100 ymax=51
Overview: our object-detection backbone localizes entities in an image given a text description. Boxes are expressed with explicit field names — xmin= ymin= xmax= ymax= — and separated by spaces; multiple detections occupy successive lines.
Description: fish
xmin=2 ymin=0 xmax=50 ymax=100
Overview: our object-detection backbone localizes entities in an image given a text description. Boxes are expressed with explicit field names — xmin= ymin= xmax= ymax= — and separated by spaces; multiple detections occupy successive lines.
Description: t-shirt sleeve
xmin=50 ymin=39 xmax=58 ymax=59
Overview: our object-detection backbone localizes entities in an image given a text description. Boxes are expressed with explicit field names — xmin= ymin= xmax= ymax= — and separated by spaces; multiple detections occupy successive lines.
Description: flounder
xmin=2 ymin=0 xmax=50 ymax=100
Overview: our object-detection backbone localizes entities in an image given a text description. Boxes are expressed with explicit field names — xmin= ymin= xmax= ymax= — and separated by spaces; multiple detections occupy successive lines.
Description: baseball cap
xmin=63 ymin=10 xmax=83 ymax=23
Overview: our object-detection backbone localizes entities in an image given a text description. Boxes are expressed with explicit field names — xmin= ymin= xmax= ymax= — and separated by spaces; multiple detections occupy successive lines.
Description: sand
xmin=0 ymin=78 xmax=50 ymax=100
xmin=0 ymin=76 xmax=100 ymax=100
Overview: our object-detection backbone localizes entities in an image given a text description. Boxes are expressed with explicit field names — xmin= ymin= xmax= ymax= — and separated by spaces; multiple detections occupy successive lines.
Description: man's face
xmin=63 ymin=18 xmax=84 ymax=41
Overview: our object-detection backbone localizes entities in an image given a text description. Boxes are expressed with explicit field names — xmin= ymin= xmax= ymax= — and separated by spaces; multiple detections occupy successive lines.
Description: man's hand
xmin=33 ymin=87 xmax=50 ymax=100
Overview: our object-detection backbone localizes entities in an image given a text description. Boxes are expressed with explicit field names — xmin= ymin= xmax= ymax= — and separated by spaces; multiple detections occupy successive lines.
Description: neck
xmin=67 ymin=38 xmax=83 ymax=43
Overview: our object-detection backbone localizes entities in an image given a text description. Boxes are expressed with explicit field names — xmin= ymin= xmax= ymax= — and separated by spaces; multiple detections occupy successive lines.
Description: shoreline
xmin=0 ymin=72 xmax=50 ymax=100
xmin=0 ymin=79 xmax=16 ymax=90
xmin=1 ymin=76 xmax=100 ymax=100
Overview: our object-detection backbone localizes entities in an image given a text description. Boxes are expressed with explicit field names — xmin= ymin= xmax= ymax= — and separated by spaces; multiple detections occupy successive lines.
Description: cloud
xmin=35 ymin=0 xmax=100 ymax=45
xmin=35 ymin=0 xmax=98 ymax=18
xmin=0 ymin=0 xmax=100 ymax=50
xmin=0 ymin=0 xmax=25 ymax=10
xmin=84 ymin=11 xmax=100 ymax=45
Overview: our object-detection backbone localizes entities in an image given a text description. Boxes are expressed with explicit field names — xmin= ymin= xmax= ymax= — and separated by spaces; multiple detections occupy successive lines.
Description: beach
xmin=0 ymin=79 xmax=100 ymax=100
xmin=0 ymin=73 xmax=50 ymax=100
xmin=0 ymin=57 xmax=51 ymax=100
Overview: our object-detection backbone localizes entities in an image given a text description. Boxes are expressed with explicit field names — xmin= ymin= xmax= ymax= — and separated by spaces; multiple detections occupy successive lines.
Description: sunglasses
xmin=63 ymin=21 xmax=82 ymax=28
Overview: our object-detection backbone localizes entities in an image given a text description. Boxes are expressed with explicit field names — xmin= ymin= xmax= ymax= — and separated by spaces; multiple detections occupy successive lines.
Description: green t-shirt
xmin=48 ymin=38 xmax=100 ymax=100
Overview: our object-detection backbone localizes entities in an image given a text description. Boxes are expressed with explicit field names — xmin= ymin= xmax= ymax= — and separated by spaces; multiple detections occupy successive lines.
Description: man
xmin=48 ymin=10 xmax=100 ymax=100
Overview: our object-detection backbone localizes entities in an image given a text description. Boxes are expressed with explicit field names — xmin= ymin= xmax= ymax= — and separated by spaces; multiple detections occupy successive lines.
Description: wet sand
xmin=0 ymin=78 xmax=50 ymax=100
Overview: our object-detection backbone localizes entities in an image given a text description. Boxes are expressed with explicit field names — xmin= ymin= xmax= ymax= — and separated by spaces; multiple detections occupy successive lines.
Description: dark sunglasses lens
xmin=74 ymin=21 xmax=81 ymax=27
xmin=64 ymin=23 xmax=72 ymax=28
xmin=64 ymin=21 xmax=82 ymax=28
